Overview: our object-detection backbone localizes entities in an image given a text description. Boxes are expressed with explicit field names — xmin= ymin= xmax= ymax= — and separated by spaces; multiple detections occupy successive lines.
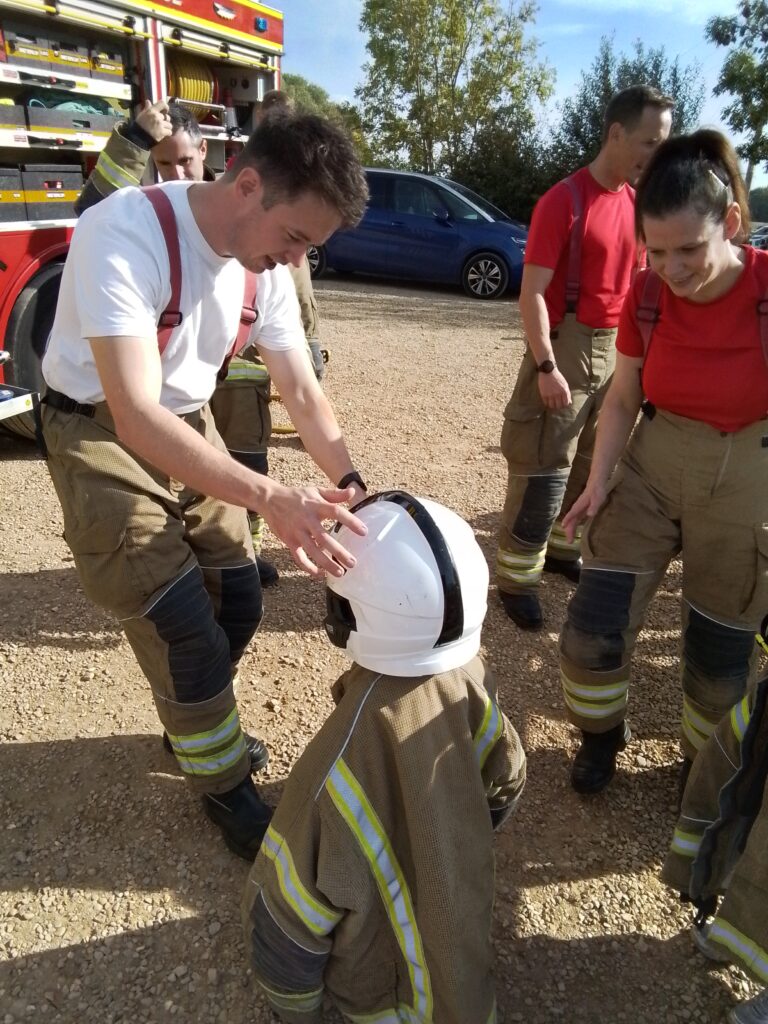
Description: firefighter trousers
xmin=560 ymin=407 xmax=768 ymax=760
xmin=42 ymin=400 xmax=262 ymax=796
xmin=497 ymin=315 xmax=616 ymax=595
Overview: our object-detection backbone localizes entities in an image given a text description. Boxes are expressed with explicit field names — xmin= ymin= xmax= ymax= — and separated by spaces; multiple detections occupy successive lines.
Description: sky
xmin=276 ymin=0 xmax=766 ymax=188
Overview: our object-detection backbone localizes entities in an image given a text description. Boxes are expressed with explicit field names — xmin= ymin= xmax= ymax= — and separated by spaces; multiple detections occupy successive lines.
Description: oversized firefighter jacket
xmin=241 ymin=657 xmax=526 ymax=1023
xmin=662 ymin=673 xmax=768 ymax=985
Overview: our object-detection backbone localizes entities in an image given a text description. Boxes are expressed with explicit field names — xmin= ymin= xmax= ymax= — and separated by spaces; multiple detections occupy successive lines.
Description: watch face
xmin=537 ymin=359 xmax=555 ymax=374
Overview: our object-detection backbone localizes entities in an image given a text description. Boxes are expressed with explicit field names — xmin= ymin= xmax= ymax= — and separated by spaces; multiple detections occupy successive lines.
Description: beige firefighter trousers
xmin=496 ymin=315 xmax=616 ymax=594
xmin=42 ymin=400 xmax=258 ymax=795
xmin=560 ymin=407 xmax=768 ymax=759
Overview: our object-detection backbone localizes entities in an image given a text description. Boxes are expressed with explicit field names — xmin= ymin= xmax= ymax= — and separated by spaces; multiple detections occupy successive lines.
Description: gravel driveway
xmin=0 ymin=275 xmax=760 ymax=1023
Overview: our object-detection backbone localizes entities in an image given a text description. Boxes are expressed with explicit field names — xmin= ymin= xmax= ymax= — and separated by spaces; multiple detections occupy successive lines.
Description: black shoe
xmin=202 ymin=775 xmax=273 ymax=860
xmin=570 ymin=722 xmax=631 ymax=794
xmin=499 ymin=591 xmax=543 ymax=630
xmin=257 ymin=556 xmax=279 ymax=588
xmin=162 ymin=730 xmax=270 ymax=773
xmin=544 ymin=555 xmax=582 ymax=584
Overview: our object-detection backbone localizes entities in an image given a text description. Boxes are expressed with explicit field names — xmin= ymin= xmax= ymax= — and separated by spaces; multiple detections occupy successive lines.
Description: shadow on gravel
xmin=0 ymin=567 xmax=121 ymax=647
xmin=0 ymin=430 xmax=42 ymax=460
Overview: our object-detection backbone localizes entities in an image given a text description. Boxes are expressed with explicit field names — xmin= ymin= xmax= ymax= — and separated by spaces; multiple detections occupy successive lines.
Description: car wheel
xmin=2 ymin=262 xmax=63 ymax=440
xmin=306 ymin=244 xmax=326 ymax=279
xmin=462 ymin=252 xmax=509 ymax=299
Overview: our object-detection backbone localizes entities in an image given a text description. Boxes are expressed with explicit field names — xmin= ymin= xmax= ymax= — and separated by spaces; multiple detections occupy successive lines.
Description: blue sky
xmin=277 ymin=0 xmax=764 ymax=186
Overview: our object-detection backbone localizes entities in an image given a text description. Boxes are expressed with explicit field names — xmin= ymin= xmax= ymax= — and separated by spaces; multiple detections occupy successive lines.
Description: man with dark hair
xmin=494 ymin=84 xmax=673 ymax=631
xmin=42 ymin=111 xmax=370 ymax=859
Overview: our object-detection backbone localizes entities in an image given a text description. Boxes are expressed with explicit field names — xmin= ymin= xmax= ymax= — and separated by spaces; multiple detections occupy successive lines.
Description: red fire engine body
xmin=0 ymin=0 xmax=284 ymax=417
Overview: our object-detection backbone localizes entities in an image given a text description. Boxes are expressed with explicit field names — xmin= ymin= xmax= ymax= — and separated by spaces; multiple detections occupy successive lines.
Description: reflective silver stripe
xmin=259 ymin=978 xmax=324 ymax=1012
xmin=167 ymin=707 xmax=240 ymax=752
xmin=95 ymin=149 xmax=141 ymax=190
xmin=326 ymin=758 xmax=433 ymax=1019
xmin=474 ymin=691 xmax=503 ymax=770
xmin=730 ymin=696 xmax=750 ymax=742
xmin=709 ymin=919 xmax=768 ymax=982
xmin=262 ymin=826 xmax=341 ymax=936
xmin=670 ymin=828 xmax=701 ymax=857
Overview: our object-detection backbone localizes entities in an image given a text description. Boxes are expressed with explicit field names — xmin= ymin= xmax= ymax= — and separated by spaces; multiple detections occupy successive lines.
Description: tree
xmin=749 ymin=186 xmax=768 ymax=222
xmin=356 ymin=0 xmax=552 ymax=174
xmin=281 ymin=74 xmax=373 ymax=162
xmin=548 ymin=36 xmax=705 ymax=183
xmin=706 ymin=2 xmax=768 ymax=193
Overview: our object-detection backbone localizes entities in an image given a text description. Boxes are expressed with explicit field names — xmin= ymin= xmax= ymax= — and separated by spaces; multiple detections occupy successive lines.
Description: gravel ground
xmin=0 ymin=275 xmax=762 ymax=1024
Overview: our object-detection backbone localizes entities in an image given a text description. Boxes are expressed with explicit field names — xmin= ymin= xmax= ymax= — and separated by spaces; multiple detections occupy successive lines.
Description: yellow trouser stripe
xmin=562 ymin=669 xmax=628 ymax=719
xmin=473 ymin=691 xmax=503 ymax=770
xmin=730 ymin=695 xmax=751 ymax=742
xmin=670 ymin=828 xmax=702 ymax=857
xmin=96 ymin=149 xmax=141 ymax=190
xmin=326 ymin=758 xmax=433 ymax=1020
xmin=261 ymin=826 xmax=342 ymax=936
xmin=496 ymin=546 xmax=546 ymax=585
xmin=710 ymin=919 xmax=768 ymax=982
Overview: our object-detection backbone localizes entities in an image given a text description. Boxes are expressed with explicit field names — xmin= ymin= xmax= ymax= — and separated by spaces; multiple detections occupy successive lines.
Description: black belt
xmin=43 ymin=389 xmax=96 ymax=418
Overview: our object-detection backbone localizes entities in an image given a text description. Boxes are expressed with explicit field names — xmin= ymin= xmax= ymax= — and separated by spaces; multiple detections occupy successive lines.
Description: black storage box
xmin=21 ymin=163 xmax=82 ymax=220
xmin=3 ymin=26 xmax=51 ymax=70
xmin=49 ymin=35 xmax=91 ymax=78
xmin=0 ymin=167 xmax=26 ymax=222
xmin=25 ymin=107 xmax=119 ymax=139
xmin=89 ymin=44 xmax=124 ymax=82
xmin=0 ymin=103 xmax=24 ymax=131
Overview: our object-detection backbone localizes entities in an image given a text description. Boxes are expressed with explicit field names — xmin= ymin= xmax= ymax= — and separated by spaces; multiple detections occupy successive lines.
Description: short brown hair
xmin=602 ymin=85 xmax=674 ymax=142
xmin=226 ymin=111 xmax=368 ymax=228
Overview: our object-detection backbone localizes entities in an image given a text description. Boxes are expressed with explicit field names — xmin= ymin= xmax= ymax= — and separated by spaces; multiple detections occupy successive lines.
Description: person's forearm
xmin=113 ymin=397 xmax=275 ymax=509
xmin=282 ymin=387 xmax=355 ymax=486
xmin=518 ymin=289 xmax=554 ymax=364
xmin=588 ymin=394 xmax=640 ymax=487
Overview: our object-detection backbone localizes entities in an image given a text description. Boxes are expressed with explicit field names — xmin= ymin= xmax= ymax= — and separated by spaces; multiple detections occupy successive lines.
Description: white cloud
xmin=537 ymin=22 xmax=588 ymax=36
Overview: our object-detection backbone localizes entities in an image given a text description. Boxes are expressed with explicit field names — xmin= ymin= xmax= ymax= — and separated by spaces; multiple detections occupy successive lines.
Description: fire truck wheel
xmin=3 ymin=262 xmax=64 ymax=440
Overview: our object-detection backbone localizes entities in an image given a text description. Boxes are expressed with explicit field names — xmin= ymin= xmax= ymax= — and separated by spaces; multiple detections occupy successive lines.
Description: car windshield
xmin=444 ymin=180 xmax=512 ymax=222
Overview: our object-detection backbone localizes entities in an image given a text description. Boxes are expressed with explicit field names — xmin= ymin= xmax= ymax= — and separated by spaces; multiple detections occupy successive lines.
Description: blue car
xmin=307 ymin=168 xmax=527 ymax=299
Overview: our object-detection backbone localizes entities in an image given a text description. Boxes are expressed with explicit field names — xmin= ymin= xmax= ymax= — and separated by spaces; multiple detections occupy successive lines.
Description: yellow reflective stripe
xmin=730 ymin=695 xmax=750 ymax=742
xmin=486 ymin=1001 xmax=497 ymax=1024
xmin=258 ymin=978 xmax=324 ymax=1012
xmin=561 ymin=669 xmax=628 ymax=719
xmin=225 ymin=358 xmax=269 ymax=382
xmin=681 ymin=718 xmax=708 ymax=753
xmin=262 ymin=826 xmax=342 ymax=936
xmin=347 ymin=1009 xmax=420 ymax=1023
xmin=174 ymin=733 xmax=246 ymax=776
xmin=562 ymin=676 xmax=628 ymax=700
xmin=709 ymin=919 xmax=768 ymax=982
xmin=167 ymin=707 xmax=247 ymax=776
xmin=670 ymin=828 xmax=702 ymax=857
xmin=473 ymin=691 xmax=503 ymax=770
xmin=95 ymin=149 xmax=141 ymax=189
xmin=326 ymin=758 xmax=433 ymax=1020
xmin=167 ymin=707 xmax=240 ymax=752
xmin=548 ymin=522 xmax=581 ymax=553
xmin=682 ymin=699 xmax=716 ymax=742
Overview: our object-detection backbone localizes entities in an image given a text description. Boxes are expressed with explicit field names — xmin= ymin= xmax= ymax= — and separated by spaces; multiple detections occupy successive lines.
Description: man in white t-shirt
xmin=41 ymin=112 xmax=370 ymax=860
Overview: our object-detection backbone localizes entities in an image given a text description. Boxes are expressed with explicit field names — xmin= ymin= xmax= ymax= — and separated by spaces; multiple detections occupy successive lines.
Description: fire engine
xmin=0 ymin=0 xmax=283 ymax=434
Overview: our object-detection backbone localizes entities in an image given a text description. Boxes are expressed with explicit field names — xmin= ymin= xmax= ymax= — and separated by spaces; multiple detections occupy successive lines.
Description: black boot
xmin=257 ymin=556 xmax=279 ymax=588
xmin=202 ymin=775 xmax=273 ymax=860
xmin=543 ymin=555 xmax=582 ymax=584
xmin=499 ymin=591 xmax=543 ymax=630
xmin=571 ymin=722 xmax=631 ymax=794
xmin=163 ymin=731 xmax=269 ymax=773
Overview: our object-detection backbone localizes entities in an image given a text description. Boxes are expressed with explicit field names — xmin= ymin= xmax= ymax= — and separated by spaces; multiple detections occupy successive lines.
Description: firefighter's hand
xmin=136 ymin=99 xmax=172 ymax=144
xmin=562 ymin=482 xmax=608 ymax=543
xmin=538 ymin=367 xmax=571 ymax=409
xmin=261 ymin=485 xmax=367 ymax=579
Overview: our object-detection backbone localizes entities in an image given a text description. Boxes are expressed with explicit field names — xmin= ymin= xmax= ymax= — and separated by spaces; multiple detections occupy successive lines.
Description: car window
xmin=366 ymin=173 xmax=389 ymax=209
xmin=437 ymin=188 xmax=483 ymax=221
xmin=392 ymin=179 xmax=446 ymax=217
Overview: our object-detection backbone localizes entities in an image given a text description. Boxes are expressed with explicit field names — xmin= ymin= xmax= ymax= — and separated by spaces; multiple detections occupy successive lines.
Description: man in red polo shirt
xmin=495 ymin=85 xmax=673 ymax=629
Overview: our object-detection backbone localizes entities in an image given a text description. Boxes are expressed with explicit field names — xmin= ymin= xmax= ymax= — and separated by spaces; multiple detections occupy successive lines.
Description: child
xmin=242 ymin=490 xmax=526 ymax=1023
xmin=662 ymin=636 xmax=768 ymax=1024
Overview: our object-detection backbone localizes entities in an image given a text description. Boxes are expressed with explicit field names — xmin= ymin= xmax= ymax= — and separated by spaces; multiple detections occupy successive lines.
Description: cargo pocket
xmin=738 ymin=524 xmax=768 ymax=627
xmin=501 ymin=403 xmax=546 ymax=473
xmin=64 ymin=517 xmax=153 ymax=619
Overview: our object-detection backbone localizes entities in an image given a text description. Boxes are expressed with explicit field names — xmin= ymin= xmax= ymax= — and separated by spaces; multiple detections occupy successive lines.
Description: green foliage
xmin=706 ymin=2 xmax=768 ymax=190
xmin=356 ymin=0 xmax=552 ymax=174
xmin=281 ymin=74 xmax=373 ymax=162
xmin=547 ymin=36 xmax=705 ymax=183
xmin=749 ymin=186 xmax=768 ymax=221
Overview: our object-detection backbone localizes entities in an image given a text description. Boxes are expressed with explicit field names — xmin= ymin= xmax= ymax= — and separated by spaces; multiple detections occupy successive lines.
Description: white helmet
xmin=324 ymin=491 xmax=489 ymax=676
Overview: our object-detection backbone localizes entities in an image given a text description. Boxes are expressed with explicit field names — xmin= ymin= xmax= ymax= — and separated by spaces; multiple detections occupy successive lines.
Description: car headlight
xmin=510 ymin=235 xmax=526 ymax=253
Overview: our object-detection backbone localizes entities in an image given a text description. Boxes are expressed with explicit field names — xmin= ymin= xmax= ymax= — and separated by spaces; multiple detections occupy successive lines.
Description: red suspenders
xmin=563 ymin=173 xmax=583 ymax=315
xmin=142 ymin=185 xmax=259 ymax=367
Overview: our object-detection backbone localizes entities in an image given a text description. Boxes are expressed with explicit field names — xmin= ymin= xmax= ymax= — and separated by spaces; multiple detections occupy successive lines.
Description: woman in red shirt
xmin=558 ymin=129 xmax=768 ymax=802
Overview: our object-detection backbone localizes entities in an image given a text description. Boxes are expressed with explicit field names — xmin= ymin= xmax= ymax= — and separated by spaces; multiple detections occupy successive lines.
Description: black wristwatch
xmin=536 ymin=358 xmax=556 ymax=374
xmin=338 ymin=470 xmax=367 ymax=492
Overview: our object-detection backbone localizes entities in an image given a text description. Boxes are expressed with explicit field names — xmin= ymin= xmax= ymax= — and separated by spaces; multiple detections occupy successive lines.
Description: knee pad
xmin=684 ymin=607 xmax=755 ymax=682
xmin=561 ymin=569 xmax=636 ymax=671
xmin=145 ymin=566 xmax=232 ymax=703
xmin=512 ymin=474 xmax=567 ymax=545
xmin=218 ymin=562 xmax=263 ymax=663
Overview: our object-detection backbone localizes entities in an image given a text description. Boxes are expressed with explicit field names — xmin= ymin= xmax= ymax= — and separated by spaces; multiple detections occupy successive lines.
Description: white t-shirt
xmin=43 ymin=180 xmax=304 ymax=414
